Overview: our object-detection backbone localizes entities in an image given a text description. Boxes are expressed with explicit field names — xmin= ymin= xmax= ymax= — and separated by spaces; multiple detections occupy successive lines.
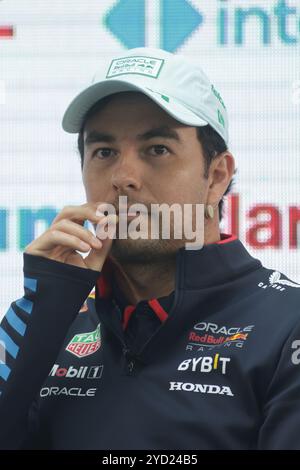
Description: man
xmin=1 ymin=46 xmax=300 ymax=450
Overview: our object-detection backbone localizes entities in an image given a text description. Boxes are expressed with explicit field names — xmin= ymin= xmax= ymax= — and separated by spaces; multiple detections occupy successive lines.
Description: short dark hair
xmin=77 ymin=95 xmax=235 ymax=222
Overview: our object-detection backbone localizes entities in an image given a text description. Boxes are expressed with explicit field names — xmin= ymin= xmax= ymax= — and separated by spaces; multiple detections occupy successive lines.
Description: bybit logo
xmin=177 ymin=354 xmax=231 ymax=375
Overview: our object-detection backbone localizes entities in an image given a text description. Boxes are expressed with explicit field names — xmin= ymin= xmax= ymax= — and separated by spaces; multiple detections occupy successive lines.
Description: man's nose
xmin=111 ymin=154 xmax=142 ymax=193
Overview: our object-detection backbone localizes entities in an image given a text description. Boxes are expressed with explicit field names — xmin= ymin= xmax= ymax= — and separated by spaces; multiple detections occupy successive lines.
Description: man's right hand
xmin=24 ymin=202 xmax=118 ymax=272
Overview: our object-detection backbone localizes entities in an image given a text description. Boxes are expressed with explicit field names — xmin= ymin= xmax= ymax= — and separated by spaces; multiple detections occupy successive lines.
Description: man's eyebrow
xmin=84 ymin=126 xmax=182 ymax=146
xmin=136 ymin=126 xmax=182 ymax=142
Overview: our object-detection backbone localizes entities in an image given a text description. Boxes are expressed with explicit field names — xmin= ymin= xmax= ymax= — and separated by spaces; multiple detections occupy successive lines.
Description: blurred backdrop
xmin=0 ymin=0 xmax=300 ymax=317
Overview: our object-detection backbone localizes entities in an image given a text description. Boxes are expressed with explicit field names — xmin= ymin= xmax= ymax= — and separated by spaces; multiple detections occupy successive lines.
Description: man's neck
xmin=111 ymin=257 xmax=177 ymax=305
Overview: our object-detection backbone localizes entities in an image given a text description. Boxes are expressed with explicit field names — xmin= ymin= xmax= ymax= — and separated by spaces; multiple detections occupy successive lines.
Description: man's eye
xmin=93 ymin=148 xmax=114 ymax=159
xmin=92 ymin=145 xmax=170 ymax=159
xmin=148 ymin=145 xmax=170 ymax=156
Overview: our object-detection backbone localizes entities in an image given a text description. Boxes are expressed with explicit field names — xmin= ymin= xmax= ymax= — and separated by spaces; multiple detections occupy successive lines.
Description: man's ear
xmin=207 ymin=151 xmax=235 ymax=203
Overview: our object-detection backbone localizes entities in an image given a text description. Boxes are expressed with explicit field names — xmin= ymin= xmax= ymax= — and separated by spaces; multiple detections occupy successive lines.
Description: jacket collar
xmin=94 ymin=233 xmax=262 ymax=361
xmin=96 ymin=233 xmax=260 ymax=297
xmin=177 ymin=233 xmax=261 ymax=290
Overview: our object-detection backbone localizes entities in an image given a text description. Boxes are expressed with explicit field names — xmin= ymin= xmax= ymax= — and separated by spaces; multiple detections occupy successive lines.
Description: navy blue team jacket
xmin=1 ymin=233 xmax=300 ymax=450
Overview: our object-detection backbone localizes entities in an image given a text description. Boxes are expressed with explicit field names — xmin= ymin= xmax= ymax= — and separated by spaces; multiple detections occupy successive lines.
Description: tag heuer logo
xmin=106 ymin=56 xmax=164 ymax=79
xmin=66 ymin=324 xmax=101 ymax=358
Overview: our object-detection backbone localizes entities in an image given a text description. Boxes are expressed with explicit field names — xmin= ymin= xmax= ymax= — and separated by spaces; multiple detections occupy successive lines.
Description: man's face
xmin=82 ymin=91 xmax=210 ymax=264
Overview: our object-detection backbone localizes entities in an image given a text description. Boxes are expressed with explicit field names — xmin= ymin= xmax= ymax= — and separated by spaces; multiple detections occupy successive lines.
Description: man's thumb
xmin=84 ymin=214 xmax=118 ymax=271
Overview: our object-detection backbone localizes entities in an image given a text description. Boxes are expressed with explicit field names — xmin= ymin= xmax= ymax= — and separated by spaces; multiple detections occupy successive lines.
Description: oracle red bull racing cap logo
xmin=66 ymin=324 xmax=101 ymax=358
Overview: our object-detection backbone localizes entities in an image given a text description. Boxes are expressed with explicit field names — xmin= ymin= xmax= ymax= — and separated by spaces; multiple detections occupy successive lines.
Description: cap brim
xmin=62 ymin=78 xmax=208 ymax=133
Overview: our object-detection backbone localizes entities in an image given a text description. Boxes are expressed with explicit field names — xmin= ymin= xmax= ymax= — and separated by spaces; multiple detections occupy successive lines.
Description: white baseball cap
xmin=62 ymin=47 xmax=229 ymax=145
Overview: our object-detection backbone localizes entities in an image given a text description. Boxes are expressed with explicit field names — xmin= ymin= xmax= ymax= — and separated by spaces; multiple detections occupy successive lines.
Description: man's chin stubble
xmin=109 ymin=237 xmax=184 ymax=265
